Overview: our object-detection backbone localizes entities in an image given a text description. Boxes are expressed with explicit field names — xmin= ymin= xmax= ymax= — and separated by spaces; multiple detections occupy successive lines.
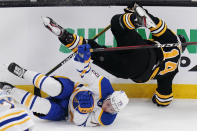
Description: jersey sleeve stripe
xmin=24 ymin=94 xmax=34 ymax=107
xmin=21 ymin=92 xmax=29 ymax=104
xmin=39 ymin=76 xmax=47 ymax=90
xmin=0 ymin=110 xmax=25 ymax=120
xmin=72 ymin=36 xmax=83 ymax=53
xmin=98 ymin=109 xmax=104 ymax=126
xmin=0 ymin=113 xmax=28 ymax=126
xmin=1 ymin=117 xmax=31 ymax=131
xmin=99 ymin=76 xmax=104 ymax=99
xmin=149 ymin=19 xmax=162 ymax=31
xmin=80 ymin=66 xmax=91 ymax=78
xmin=35 ymin=74 xmax=45 ymax=88
xmin=68 ymin=35 xmax=80 ymax=50
xmin=123 ymin=13 xmax=135 ymax=30
xmin=156 ymin=91 xmax=173 ymax=99
xmin=53 ymin=76 xmax=70 ymax=79
xmin=29 ymin=96 xmax=37 ymax=110
xmin=32 ymin=73 xmax=41 ymax=86
xmin=151 ymin=20 xmax=167 ymax=37
xmin=153 ymin=23 xmax=167 ymax=37
xmin=155 ymin=99 xmax=171 ymax=106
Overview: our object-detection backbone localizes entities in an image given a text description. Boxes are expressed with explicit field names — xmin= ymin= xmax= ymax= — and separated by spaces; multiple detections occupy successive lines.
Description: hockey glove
xmin=74 ymin=44 xmax=91 ymax=63
xmin=73 ymin=91 xmax=94 ymax=114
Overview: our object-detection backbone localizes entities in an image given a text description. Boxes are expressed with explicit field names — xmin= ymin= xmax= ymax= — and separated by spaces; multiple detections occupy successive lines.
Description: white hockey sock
xmin=23 ymin=70 xmax=62 ymax=97
xmin=11 ymin=88 xmax=51 ymax=115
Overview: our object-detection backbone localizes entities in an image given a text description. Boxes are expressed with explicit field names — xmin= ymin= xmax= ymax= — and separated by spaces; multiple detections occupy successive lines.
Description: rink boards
xmin=15 ymin=84 xmax=197 ymax=99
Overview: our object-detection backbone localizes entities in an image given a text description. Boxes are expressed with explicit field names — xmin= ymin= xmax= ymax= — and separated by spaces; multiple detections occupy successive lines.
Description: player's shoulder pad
xmin=99 ymin=77 xmax=114 ymax=99
xmin=98 ymin=110 xmax=117 ymax=126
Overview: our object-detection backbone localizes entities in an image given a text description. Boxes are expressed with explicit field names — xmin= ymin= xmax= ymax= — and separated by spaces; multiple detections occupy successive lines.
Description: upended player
xmin=42 ymin=3 xmax=186 ymax=107
xmin=0 ymin=44 xmax=129 ymax=127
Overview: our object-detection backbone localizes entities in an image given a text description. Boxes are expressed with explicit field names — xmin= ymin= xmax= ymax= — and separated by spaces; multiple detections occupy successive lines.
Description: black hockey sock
xmin=58 ymin=29 xmax=86 ymax=52
xmin=58 ymin=29 xmax=75 ymax=46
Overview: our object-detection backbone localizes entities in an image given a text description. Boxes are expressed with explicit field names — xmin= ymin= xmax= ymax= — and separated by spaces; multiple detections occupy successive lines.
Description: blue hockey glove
xmin=74 ymin=44 xmax=91 ymax=63
xmin=73 ymin=91 xmax=94 ymax=114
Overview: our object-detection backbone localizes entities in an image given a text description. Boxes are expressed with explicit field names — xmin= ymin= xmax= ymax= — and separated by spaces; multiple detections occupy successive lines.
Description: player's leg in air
xmin=0 ymin=62 xmax=75 ymax=120
xmin=41 ymin=5 xmax=184 ymax=107
xmin=40 ymin=6 xmax=158 ymax=89
xmin=128 ymin=3 xmax=183 ymax=106
xmin=42 ymin=17 xmax=87 ymax=52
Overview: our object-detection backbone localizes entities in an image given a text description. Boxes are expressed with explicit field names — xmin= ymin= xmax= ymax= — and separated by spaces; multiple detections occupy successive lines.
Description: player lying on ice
xmin=0 ymin=44 xmax=129 ymax=127
xmin=42 ymin=3 xmax=186 ymax=107
xmin=0 ymin=84 xmax=34 ymax=131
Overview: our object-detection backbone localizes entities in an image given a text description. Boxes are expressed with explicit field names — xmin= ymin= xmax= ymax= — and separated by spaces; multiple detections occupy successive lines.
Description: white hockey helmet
xmin=109 ymin=91 xmax=129 ymax=113
xmin=0 ymin=90 xmax=15 ymax=111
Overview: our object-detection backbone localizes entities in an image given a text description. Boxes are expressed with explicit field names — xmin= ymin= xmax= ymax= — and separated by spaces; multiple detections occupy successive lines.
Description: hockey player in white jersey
xmin=0 ymin=44 xmax=129 ymax=127
xmin=0 ymin=83 xmax=34 ymax=131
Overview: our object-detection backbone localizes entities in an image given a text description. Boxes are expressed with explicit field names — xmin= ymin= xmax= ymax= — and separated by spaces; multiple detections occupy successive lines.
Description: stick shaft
xmin=34 ymin=25 xmax=111 ymax=96
xmin=46 ymin=41 xmax=197 ymax=76
xmin=91 ymin=25 xmax=111 ymax=40
xmin=91 ymin=42 xmax=197 ymax=52
xmin=45 ymin=53 xmax=76 ymax=76
xmin=45 ymin=24 xmax=111 ymax=76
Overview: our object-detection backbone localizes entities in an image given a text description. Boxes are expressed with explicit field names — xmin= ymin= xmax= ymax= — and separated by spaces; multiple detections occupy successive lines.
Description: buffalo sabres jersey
xmin=68 ymin=60 xmax=117 ymax=127
xmin=0 ymin=96 xmax=34 ymax=131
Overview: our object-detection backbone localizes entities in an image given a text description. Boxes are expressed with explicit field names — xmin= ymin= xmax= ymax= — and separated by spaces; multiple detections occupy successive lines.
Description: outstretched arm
xmin=73 ymin=44 xmax=102 ymax=85
xmin=73 ymin=43 xmax=91 ymax=79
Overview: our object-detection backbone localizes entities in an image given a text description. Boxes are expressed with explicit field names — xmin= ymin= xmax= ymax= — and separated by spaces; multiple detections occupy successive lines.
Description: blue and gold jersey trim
xmin=0 ymin=110 xmax=32 ymax=131
xmin=99 ymin=76 xmax=104 ymax=99
xmin=98 ymin=109 xmax=117 ymax=126
xmin=32 ymin=73 xmax=47 ymax=90
xmin=21 ymin=92 xmax=37 ymax=110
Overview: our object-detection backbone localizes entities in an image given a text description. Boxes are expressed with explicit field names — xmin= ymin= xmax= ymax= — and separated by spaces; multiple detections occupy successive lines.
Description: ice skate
xmin=8 ymin=62 xmax=27 ymax=78
xmin=134 ymin=3 xmax=156 ymax=28
xmin=124 ymin=2 xmax=135 ymax=13
xmin=42 ymin=16 xmax=76 ymax=53
xmin=42 ymin=16 xmax=64 ymax=37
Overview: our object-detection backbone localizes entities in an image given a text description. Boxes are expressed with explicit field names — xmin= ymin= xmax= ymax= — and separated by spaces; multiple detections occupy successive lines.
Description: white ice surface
xmin=31 ymin=99 xmax=197 ymax=131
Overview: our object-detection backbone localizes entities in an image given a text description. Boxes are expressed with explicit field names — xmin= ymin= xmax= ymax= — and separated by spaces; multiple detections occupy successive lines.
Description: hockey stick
xmin=45 ymin=40 xmax=196 ymax=77
xmin=45 ymin=24 xmax=111 ymax=76
xmin=45 ymin=52 xmax=75 ymax=76
xmin=45 ymin=41 xmax=197 ymax=76
xmin=90 ymin=41 xmax=197 ymax=52
xmin=34 ymin=24 xmax=111 ymax=96
xmin=91 ymin=24 xmax=111 ymax=40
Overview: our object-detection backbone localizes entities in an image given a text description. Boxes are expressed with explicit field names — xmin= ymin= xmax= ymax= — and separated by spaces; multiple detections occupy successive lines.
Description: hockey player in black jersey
xmin=42 ymin=3 xmax=186 ymax=107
